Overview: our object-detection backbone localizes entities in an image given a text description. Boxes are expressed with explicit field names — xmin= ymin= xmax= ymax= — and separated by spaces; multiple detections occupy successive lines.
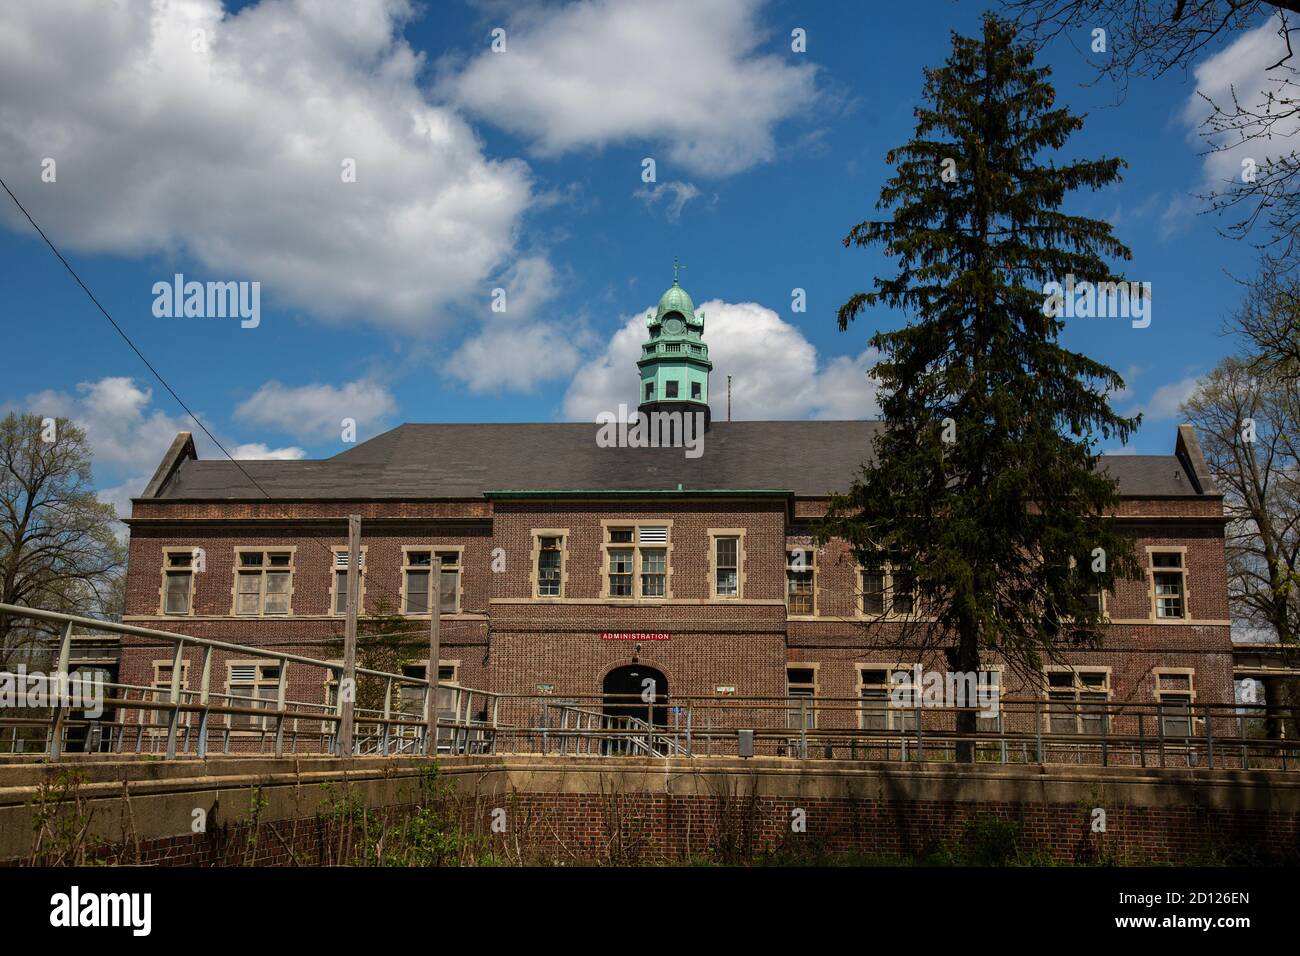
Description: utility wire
xmin=0 ymin=176 xmax=412 ymax=616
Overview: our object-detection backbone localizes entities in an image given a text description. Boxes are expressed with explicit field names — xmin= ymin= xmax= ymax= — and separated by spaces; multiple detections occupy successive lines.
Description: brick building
xmin=118 ymin=278 xmax=1233 ymax=746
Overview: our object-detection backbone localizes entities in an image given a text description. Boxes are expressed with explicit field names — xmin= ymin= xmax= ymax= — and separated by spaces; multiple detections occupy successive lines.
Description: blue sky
xmin=0 ymin=0 xmax=1281 ymax=515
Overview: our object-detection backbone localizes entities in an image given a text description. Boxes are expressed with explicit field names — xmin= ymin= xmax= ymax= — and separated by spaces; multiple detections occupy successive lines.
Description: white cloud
xmin=0 ymin=0 xmax=535 ymax=330
xmin=1183 ymin=15 xmax=1299 ymax=194
xmin=7 ymin=375 xmax=304 ymax=519
xmin=442 ymin=254 xmax=586 ymax=393
xmin=1158 ymin=194 xmax=1198 ymax=239
xmin=234 ymin=378 xmax=397 ymax=442
xmin=1140 ymin=375 xmax=1204 ymax=421
xmin=95 ymin=478 xmax=144 ymax=526
xmin=1107 ymin=364 xmax=1142 ymax=406
xmin=446 ymin=322 xmax=584 ymax=394
xmin=561 ymin=299 xmax=882 ymax=421
xmin=231 ymin=442 xmax=306 ymax=460
xmin=19 ymin=377 xmax=190 ymax=475
xmin=635 ymin=181 xmax=703 ymax=222
xmin=445 ymin=0 xmax=818 ymax=177
xmin=809 ymin=350 xmax=886 ymax=420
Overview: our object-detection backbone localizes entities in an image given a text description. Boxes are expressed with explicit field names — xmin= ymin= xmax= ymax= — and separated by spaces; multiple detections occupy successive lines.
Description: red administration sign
xmin=599 ymin=632 xmax=670 ymax=641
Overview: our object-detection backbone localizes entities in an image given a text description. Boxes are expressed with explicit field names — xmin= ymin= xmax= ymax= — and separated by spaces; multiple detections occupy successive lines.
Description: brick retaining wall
xmin=3 ymin=755 xmax=1297 ymax=865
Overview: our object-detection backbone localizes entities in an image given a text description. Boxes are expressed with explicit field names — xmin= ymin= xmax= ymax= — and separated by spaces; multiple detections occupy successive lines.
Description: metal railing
xmin=2 ymin=602 xmax=1297 ymax=771
xmin=477 ymin=691 xmax=1298 ymax=770
xmin=0 ymin=604 xmax=499 ymax=760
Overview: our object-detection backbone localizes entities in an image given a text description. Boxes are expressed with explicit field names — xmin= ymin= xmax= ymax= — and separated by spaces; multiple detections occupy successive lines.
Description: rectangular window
xmin=891 ymin=568 xmax=915 ymax=616
xmin=608 ymin=548 xmax=634 ymax=596
xmin=714 ymin=535 xmax=739 ymax=597
xmin=604 ymin=525 xmax=671 ymax=598
xmin=644 ymin=382 xmax=654 ymax=401
xmin=146 ymin=660 xmax=191 ymax=734
xmin=537 ymin=536 xmax=563 ymax=597
xmin=228 ymin=663 xmax=280 ymax=731
xmin=1046 ymin=670 xmax=1110 ymax=735
xmin=640 ymin=548 xmax=667 ymax=597
xmin=665 ymin=380 xmax=679 ymax=398
xmin=234 ymin=550 xmax=293 ymax=616
xmin=690 ymin=381 xmax=702 ymax=400
xmin=786 ymin=548 xmax=814 ymax=615
xmin=396 ymin=663 xmax=458 ymax=717
xmin=787 ymin=667 xmax=817 ymax=729
xmin=860 ymin=558 xmax=915 ymax=616
xmin=1152 ymin=551 xmax=1185 ymax=619
xmin=163 ymin=551 xmax=194 ymax=615
xmin=859 ymin=667 xmax=917 ymax=731
xmin=1156 ymin=672 xmax=1195 ymax=738
xmin=331 ymin=548 xmax=365 ymax=616
xmin=976 ymin=671 xmax=1003 ymax=733
xmin=861 ymin=566 xmax=885 ymax=615
xmin=402 ymin=549 xmax=460 ymax=614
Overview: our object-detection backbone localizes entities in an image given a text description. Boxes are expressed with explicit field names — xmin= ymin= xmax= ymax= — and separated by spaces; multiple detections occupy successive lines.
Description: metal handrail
xmin=3 ymin=602 xmax=1297 ymax=770
xmin=0 ymin=602 xmax=499 ymax=760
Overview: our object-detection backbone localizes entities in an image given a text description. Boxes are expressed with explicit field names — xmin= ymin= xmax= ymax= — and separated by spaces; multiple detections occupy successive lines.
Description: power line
xmin=0 ymin=177 xmax=411 ymax=614
xmin=2 ymin=177 xmax=268 ymax=492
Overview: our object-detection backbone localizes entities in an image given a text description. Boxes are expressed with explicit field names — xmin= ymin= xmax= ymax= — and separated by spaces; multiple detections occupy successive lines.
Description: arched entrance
xmin=602 ymin=664 xmax=669 ymax=729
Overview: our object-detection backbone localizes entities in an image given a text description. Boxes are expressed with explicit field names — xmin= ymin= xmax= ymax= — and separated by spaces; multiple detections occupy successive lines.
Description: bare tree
xmin=1231 ymin=262 xmax=1300 ymax=378
xmin=1198 ymin=15 xmax=1300 ymax=261
xmin=1005 ymin=1 xmax=1298 ymax=79
xmin=1007 ymin=2 xmax=1300 ymax=261
xmin=0 ymin=413 xmax=126 ymax=667
xmin=1183 ymin=359 xmax=1300 ymax=643
xmin=1182 ymin=356 xmax=1299 ymax=733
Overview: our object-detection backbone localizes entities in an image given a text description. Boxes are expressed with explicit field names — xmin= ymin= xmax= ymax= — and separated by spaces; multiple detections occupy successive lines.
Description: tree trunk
xmin=948 ymin=631 xmax=982 ymax=763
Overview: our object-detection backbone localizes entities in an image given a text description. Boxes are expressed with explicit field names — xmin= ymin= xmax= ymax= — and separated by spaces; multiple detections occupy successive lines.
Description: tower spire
xmin=638 ymin=268 xmax=711 ymax=427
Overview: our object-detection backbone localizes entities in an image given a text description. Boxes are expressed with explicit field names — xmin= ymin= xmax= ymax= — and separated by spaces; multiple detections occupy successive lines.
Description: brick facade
xmin=118 ymin=479 xmax=1234 ymax=737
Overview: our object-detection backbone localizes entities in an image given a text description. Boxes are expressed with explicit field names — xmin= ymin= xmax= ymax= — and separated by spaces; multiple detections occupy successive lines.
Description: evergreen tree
xmin=827 ymin=14 xmax=1144 ymax=759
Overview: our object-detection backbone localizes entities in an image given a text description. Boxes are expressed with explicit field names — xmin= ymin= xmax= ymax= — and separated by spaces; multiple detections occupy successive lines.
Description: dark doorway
xmin=602 ymin=664 xmax=669 ymax=728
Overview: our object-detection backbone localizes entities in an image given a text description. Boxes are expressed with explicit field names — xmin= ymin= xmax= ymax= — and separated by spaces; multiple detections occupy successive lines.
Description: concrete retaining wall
xmin=2 ymin=755 xmax=1298 ymax=864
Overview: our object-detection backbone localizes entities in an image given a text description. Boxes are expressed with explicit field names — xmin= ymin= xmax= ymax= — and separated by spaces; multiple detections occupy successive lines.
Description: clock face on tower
xmin=663 ymin=316 xmax=684 ymax=334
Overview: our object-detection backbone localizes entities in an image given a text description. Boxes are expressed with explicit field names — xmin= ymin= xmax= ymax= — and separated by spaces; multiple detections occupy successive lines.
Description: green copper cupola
xmin=638 ymin=263 xmax=712 ymax=426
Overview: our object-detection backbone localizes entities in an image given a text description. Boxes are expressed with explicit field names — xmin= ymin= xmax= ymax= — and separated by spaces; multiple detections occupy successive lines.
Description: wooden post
xmin=337 ymin=515 xmax=361 ymax=756
xmin=424 ymin=556 xmax=442 ymax=756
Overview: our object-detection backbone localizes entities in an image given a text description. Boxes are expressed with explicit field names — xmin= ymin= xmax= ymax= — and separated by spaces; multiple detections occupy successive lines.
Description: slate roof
xmin=144 ymin=421 xmax=1210 ymax=501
